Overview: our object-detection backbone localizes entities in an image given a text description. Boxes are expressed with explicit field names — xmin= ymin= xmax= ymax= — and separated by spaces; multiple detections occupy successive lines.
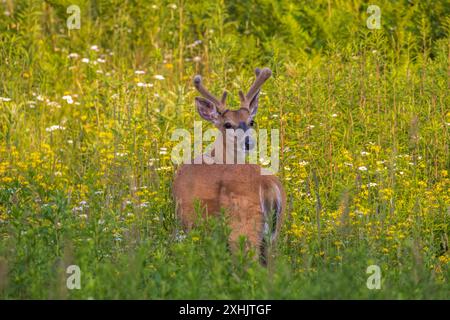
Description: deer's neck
xmin=201 ymin=135 xmax=242 ymax=165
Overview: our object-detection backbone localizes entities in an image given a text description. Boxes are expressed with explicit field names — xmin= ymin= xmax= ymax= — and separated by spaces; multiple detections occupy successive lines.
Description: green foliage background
xmin=0 ymin=0 xmax=449 ymax=299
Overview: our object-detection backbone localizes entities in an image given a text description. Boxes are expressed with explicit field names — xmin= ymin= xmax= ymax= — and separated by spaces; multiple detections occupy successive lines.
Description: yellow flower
xmin=2 ymin=176 xmax=13 ymax=183
xmin=417 ymin=181 xmax=427 ymax=188
xmin=438 ymin=255 xmax=449 ymax=264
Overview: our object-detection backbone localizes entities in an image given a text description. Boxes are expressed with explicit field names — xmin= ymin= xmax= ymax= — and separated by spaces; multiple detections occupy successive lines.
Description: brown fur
xmin=173 ymin=164 xmax=286 ymax=256
xmin=172 ymin=68 xmax=286 ymax=261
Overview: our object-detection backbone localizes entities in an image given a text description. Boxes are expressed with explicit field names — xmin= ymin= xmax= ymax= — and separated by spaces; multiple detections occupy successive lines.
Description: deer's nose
xmin=238 ymin=121 xmax=248 ymax=132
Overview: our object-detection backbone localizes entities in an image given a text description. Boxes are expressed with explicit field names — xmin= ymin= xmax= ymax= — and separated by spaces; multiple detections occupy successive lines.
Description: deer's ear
xmin=248 ymin=90 xmax=260 ymax=119
xmin=195 ymin=97 xmax=220 ymax=123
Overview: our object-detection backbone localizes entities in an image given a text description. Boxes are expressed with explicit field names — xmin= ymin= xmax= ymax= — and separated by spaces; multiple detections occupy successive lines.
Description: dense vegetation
xmin=0 ymin=0 xmax=449 ymax=298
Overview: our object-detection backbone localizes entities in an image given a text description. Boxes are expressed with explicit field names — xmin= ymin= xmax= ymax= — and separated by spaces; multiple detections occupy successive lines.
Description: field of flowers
xmin=0 ymin=0 xmax=449 ymax=299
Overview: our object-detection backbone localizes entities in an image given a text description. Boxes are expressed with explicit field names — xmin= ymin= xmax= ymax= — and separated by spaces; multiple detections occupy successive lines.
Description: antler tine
xmin=246 ymin=67 xmax=272 ymax=101
xmin=220 ymin=91 xmax=228 ymax=105
xmin=193 ymin=75 xmax=226 ymax=111
xmin=240 ymin=67 xmax=272 ymax=108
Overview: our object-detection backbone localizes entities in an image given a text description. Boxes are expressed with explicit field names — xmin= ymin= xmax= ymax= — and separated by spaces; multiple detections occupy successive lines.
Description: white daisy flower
xmin=62 ymin=95 xmax=74 ymax=104
xmin=45 ymin=125 xmax=66 ymax=132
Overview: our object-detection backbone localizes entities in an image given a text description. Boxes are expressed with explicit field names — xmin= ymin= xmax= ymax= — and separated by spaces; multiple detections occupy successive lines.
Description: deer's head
xmin=193 ymin=68 xmax=272 ymax=152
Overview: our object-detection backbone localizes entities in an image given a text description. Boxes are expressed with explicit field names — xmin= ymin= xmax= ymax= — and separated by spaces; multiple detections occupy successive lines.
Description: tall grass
xmin=0 ymin=0 xmax=449 ymax=299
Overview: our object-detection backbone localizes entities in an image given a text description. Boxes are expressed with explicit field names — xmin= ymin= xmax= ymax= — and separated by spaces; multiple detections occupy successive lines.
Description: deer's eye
xmin=249 ymin=120 xmax=255 ymax=127
xmin=224 ymin=123 xmax=233 ymax=129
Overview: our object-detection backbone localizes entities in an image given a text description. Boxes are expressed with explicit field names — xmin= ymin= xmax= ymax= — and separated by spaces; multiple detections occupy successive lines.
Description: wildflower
xmin=307 ymin=124 xmax=315 ymax=129
xmin=331 ymin=113 xmax=338 ymax=118
xmin=79 ymin=200 xmax=89 ymax=207
xmin=90 ymin=45 xmax=99 ymax=51
xmin=72 ymin=206 xmax=83 ymax=212
xmin=68 ymin=53 xmax=79 ymax=59
xmin=0 ymin=97 xmax=11 ymax=102
xmin=155 ymin=166 xmax=172 ymax=171
xmin=175 ymin=231 xmax=186 ymax=242
xmin=97 ymin=58 xmax=106 ymax=63
xmin=81 ymin=58 xmax=90 ymax=63
xmin=358 ymin=166 xmax=368 ymax=171
xmin=168 ymin=3 xmax=177 ymax=10
xmin=360 ymin=151 xmax=370 ymax=156
xmin=46 ymin=101 xmax=61 ymax=108
xmin=193 ymin=56 xmax=201 ymax=63
xmin=115 ymin=152 xmax=127 ymax=157
xmin=45 ymin=125 xmax=65 ymax=132
xmin=438 ymin=255 xmax=450 ymax=264
xmin=139 ymin=202 xmax=149 ymax=208
xmin=344 ymin=162 xmax=353 ymax=167
xmin=137 ymin=82 xmax=153 ymax=88
xmin=187 ymin=40 xmax=202 ymax=49
xmin=135 ymin=70 xmax=145 ymax=75
xmin=62 ymin=95 xmax=74 ymax=104
xmin=367 ymin=182 xmax=378 ymax=187
xmin=154 ymin=75 xmax=165 ymax=80
xmin=299 ymin=160 xmax=309 ymax=166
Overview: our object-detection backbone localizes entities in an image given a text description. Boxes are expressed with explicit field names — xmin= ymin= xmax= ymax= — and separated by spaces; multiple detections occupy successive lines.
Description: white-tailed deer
xmin=173 ymin=68 xmax=286 ymax=264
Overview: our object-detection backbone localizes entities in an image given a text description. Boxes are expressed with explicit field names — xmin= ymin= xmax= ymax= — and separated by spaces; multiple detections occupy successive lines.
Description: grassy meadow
xmin=0 ymin=0 xmax=449 ymax=299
